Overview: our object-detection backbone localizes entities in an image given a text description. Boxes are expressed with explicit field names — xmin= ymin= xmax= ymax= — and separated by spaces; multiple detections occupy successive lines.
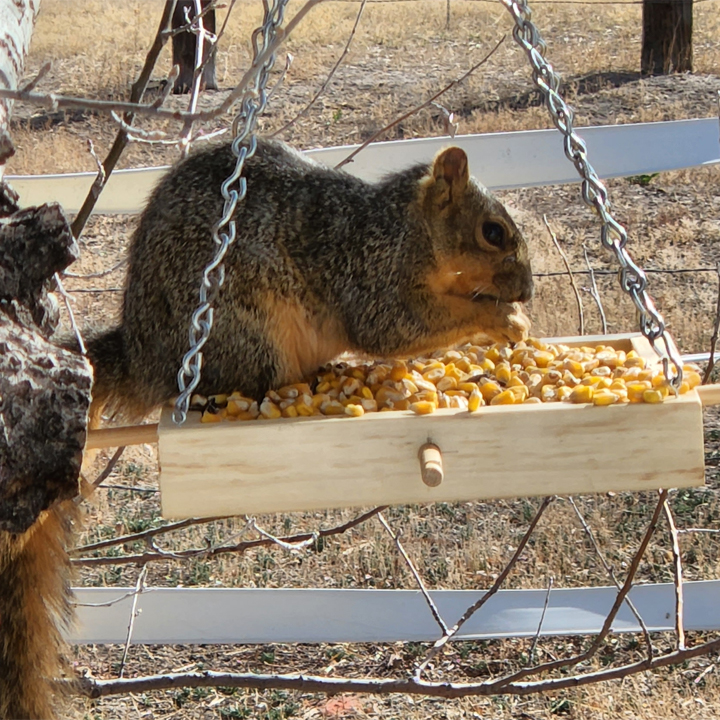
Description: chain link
xmin=501 ymin=0 xmax=684 ymax=388
xmin=173 ymin=0 xmax=290 ymax=425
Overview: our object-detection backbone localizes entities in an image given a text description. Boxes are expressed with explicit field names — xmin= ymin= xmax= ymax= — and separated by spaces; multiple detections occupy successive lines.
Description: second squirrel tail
xmin=0 ymin=503 xmax=78 ymax=720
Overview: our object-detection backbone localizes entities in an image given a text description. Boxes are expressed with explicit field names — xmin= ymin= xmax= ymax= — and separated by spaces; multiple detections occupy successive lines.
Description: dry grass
xmin=7 ymin=0 xmax=720 ymax=717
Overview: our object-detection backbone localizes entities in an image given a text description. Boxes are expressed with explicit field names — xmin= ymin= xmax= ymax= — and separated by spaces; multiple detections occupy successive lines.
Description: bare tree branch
xmin=702 ymin=262 xmax=720 ymax=384
xmin=335 ymin=35 xmax=506 ymax=170
xmin=378 ymin=511 xmax=449 ymax=636
xmin=491 ymin=490 xmax=668 ymax=689
xmin=663 ymin=496 xmax=686 ymax=651
xmin=271 ymin=0 xmax=368 ymax=138
xmin=416 ymin=496 xmax=553 ymax=678
xmin=73 ymin=636 xmax=720 ymax=699
xmin=527 ymin=576 xmax=553 ymax=665
xmin=568 ymin=496 xmax=653 ymax=659
xmin=544 ymin=215 xmax=583 ymax=335
xmin=119 ymin=565 xmax=148 ymax=678
xmin=582 ymin=244 xmax=607 ymax=334
xmin=72 ymin=505 xmax=387 ymax=566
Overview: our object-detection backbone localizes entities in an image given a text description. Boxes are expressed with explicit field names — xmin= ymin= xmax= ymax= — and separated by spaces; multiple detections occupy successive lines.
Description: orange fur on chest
xmin=263 ymin=297 xmax=349 ymax=383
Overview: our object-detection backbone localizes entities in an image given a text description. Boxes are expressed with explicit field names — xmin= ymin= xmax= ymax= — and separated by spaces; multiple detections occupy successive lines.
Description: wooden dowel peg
xmin=85 ymin=423 xmax=159 ymax=450
xmin=419 ymin=443 xmax=443 ymax=487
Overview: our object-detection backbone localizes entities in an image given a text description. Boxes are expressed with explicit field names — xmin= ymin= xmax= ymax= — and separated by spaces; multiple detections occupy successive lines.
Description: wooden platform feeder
xmin=86 ymin=333 xmax=716 ymax=520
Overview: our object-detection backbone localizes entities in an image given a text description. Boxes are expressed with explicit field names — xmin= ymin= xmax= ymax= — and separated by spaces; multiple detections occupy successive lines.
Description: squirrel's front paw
xmin=487 ymin=302 xmax=531 ymax=344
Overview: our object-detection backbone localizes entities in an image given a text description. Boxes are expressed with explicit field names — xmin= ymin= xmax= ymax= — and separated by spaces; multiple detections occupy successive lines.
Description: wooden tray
xmin=147 ymin=333 xmax=706 ymax=519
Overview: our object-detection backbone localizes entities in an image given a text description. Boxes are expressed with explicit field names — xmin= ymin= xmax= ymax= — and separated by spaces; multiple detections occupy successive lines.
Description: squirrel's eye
xmin=482 ymin=221 xmax=505 ymax=248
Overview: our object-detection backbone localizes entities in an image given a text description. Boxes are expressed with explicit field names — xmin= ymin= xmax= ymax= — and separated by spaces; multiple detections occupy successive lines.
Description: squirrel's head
xmin=420 ymin=146 xmax=533 ymax=305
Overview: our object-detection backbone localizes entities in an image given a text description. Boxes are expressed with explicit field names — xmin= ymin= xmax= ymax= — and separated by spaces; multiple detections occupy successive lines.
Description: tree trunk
xmin=0 ymin=0 xmax=41 ymax=168
xmin=641 ymin=0 xmax=693 ymax=75
xmin=172 ymin=0 xmax=218 ymax=94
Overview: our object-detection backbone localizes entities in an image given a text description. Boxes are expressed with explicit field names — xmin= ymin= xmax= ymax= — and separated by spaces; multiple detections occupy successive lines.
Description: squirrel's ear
xmin=432 ymin=147 xmax=469 ymax=194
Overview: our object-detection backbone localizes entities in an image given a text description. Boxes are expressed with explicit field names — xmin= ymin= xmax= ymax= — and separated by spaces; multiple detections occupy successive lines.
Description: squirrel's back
xmin=89 ymin=138 xmax=533 ymax=420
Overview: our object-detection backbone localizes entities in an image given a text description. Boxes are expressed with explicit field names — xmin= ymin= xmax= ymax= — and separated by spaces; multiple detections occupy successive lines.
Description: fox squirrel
xmin=88 ymin=138 xmax=532 ymax=419
xmin=0 ymin=139 xmax=533 ymax=720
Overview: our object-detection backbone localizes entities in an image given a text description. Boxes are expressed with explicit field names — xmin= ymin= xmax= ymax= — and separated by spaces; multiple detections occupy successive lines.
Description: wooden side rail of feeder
xmin=85 ymin=334 xmax=717 ymax=519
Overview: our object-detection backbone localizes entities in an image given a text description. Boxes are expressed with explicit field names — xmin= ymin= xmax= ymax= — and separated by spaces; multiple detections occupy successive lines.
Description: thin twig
xmin=20 ymin=61 xmax=52 ymax=93
xmin=528 ymin=576 xmax=553 ymax=665
xmin=73 ymin=635 xmax=720 ymax=699
xmin=544 ymin=215 xmax=584 ymax=335
xmin=119 ymin=565 xmax=148 ymax=678
xmin=70 ymin=0 xmax=178 ymax=239
xmin=378 ymin=512 xmax=449 ymax=636
xmin=567 ymin=497 xmax=653 ymax=659
xmin=663 ymin=497 xmax=686 ymax=651
xmin=416 ymin=496 xmax=553 ymax=678
xmin=492 ymin=490 xmax=668 ymax=689
xmin=583 ymin=244 xmax=607 ymax=334
xmin=73 ymin=586 xmax=156 ymax=609
xmin=72 ymin=506 xmax=388 ymax=566
xmin=72 ymin=513 xmax=229 ymax=554
xmin=62 ymin=257 xmax=127 ymax=279
xmin=54 ymin=273 xmax=86 ymax=354
xmin=248 ymin=517 xmax=318 ymax=552
xmin=335 ymin=35 xmax=505 ymax=169
xmin=702 ymin=262 xmax=720 ymax=383
xmin=271 ymin=0 xmax=368 ymax=138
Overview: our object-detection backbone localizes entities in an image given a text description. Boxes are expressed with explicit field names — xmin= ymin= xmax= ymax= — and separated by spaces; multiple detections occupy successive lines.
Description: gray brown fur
xmin=88 ymin=138 xmax=533 ymax=419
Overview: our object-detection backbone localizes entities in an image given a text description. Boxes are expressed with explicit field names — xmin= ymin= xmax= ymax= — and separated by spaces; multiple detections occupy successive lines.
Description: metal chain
xmin=173 ymin=0 xmax=290 ymax=425
xmin=500 ymin=0 xmax=684 ymax=389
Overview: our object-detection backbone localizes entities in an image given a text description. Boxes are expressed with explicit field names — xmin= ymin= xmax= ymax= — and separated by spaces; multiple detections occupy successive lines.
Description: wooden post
xmin=172 ymin=0 xmax=218 ymax=94
xmin=641 ymin=0 xmax=693 ymax=75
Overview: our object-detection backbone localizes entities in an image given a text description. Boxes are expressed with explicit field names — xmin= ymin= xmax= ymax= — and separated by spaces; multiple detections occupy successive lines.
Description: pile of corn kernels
xmin=195 ymin=338 xmax=703 ymax=423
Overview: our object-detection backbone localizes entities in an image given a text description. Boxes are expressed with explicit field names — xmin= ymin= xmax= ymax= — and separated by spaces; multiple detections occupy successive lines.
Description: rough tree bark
xmin=0 ymin=0 xmax=41 ymax=168
xmin=641 ymin=0 xmax=693 ymax=75
xmin=172 ymin=0 xmax=218 ymax=94
xmin=0 ymin=187 xmax=91 ymax=532
xmin=0 ymin=0 xmax=91 ymax=532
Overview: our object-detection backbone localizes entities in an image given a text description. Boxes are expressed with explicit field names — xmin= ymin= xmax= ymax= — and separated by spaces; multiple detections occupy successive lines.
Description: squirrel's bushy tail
xmin=0 ymin=503 xmax=77 ymax=720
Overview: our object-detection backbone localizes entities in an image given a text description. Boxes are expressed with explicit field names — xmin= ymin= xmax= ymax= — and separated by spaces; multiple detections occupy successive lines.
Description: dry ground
xmin=6 ymin=0 xmax=720 ymax=718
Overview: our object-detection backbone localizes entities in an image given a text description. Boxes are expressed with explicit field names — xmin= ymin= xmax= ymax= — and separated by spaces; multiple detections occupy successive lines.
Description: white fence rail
xmin=70 ymin=581 xmax=720 ymax=644
xmin=7 ymin=118 xmax=720 ymax=214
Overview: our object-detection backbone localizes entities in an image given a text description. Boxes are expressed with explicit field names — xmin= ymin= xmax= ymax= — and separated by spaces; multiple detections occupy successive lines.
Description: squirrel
xmin=0 ymin=138 xmax=533 ymax=719
xmin=88 ymin=138 xmax=533 ymax=420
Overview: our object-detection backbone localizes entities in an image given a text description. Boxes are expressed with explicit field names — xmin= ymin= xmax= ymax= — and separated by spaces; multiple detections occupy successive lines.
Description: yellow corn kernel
xmin=201 ymin=410 xmax=223 ymax=423
xmin=568 ymin=385 xmax=594 ymax=403
xmin=556 ymin=386 xmax=573 ymax=401
xmin=477 ymin=357 xmax=496 ymax=373
xmin=524 ymin=397 xmax=543 ymax=404
xmin=593 ymin=388 xmax=618 ymax=406
xmin=316 ymin=381 xmax=331 ymax=394
xmin=423 ymin=367 xmax=446 ymax=384
xmin=410 ymin=400 xmax=436 ymax=415
xmin=458 ymin=382 xmax=479 ymax=394
xmin=443 ymin=350 xmax=463 ymax=363
xmin=624 ymin=352 xmax=646 ymax=369
xmin=626 ymin=381 xmax=652 ymax=402
xmin=436 ymin=376 xmax=458 ymax=392
xmin=678 ymin=381 xmax=690 ymax=394
xmin=375 ymin=386 xmax=405 ymax=408
xmin=311 ymin=393 xmax=330 ymax=409
xmin=507 ymin=376 xmax=526 ymax=388
xmin=402 ymin=378 xmax=419 ymax=395
xmin=295 ymin=402 xmax=314 ymax=417
xmin=541 ymin=385 xmax=558 ymax=402
xmin=235 ymin=410 xmax=259 ymax=421
xmin=685 ymin=371 xmax=702 ymax=389
xmin=533 ymin=350 xmax=555 ymax=368
xmin=509 ymin=385 xmax=529 ymax=402
xmin=490 ymin=389 xmax=516 ymax=405
xmin=642 ymin=389 xmax=665 ymax=404
xmin=390 ymin=361 xmax=407 ymax=382
xmin=485 ymin=347 xmax=501 ymax=364
xmin=260 ymin=398 xmax=282 ymax=419
xmin=209 ymin=394 xmax=228 ymax=406
xmin=455 ymin=357 xmax=472 ymax=373
xmin=345 ymin=403 xmax=365 ymax=417
xmin=226 ymin=398 xmax=250 ymax=416
xmin=281 ymin=405 xmax=299 ymax=418
xmin=562 ymin=359 xmax=584 ymax=376
xmin=468 ymin=388 xmax=483 ymax=412
xmin=479 ymin=380 xmax=502 ymax=401
xmin=495 ymin=363 xmax=512 ymax=384
xmin=322 ymin=400 xmax=346 ymax=416
xmin=360 ymin=385 xmax=374 ymax=400
xmin=361 ymin=398 xmax=378 ymax=412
